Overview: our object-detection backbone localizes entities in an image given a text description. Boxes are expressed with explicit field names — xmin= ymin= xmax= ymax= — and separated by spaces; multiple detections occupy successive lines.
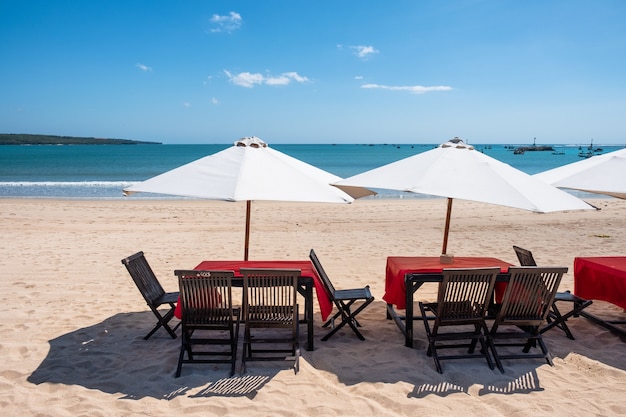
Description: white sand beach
xmin=2 ymin=197 xmax=626 ymax=416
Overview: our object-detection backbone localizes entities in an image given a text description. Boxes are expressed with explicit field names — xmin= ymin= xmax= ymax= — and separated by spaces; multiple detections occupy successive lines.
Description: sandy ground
xmin=1 ymin=197 xmax=625 ymax=416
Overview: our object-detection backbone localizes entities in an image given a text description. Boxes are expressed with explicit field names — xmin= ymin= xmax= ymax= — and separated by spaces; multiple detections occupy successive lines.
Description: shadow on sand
xmin=27 ymin=311 xmax=276 ymax=400
xmin=28 ymin=301 xmax=625 ymax=400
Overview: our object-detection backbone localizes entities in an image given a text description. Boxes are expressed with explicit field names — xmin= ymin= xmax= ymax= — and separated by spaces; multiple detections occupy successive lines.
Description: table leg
xmin=297 ymin=282 xmax=314 ymax=351
xmin=405 ymin=277 xmax=413 ymax=348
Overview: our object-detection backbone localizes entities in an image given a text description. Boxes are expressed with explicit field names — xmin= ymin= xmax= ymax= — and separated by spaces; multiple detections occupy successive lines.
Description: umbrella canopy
xmin=533 ymin=148 xmax=626 ymax=199
xmin=124 ymin=136 xmax=374 ymax=259
xmin=334 ymin=137 xmax=594 ymax=255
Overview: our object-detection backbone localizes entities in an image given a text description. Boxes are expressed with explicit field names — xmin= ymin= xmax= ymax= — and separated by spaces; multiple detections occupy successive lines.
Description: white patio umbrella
xmin=334 ymin=137 xmax=594 ymax=255
xmin=124 ymin=136 xmax=374 ymax=260
xmin=533 ymin=147 xmax=626 ymax=199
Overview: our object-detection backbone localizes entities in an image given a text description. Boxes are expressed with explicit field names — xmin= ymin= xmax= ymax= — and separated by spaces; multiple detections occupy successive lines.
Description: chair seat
xmin=334 ymin=287 xmax=372 ymax=301
xmin=155 ymin=292 xmax=180 ymax=305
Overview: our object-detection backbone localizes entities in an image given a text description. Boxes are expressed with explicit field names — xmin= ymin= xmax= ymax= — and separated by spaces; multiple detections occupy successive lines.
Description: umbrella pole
xmin=244 ymin=200 xmax=251 ymax=260
xmin=442 ymin=198 xmax=453 ymax=255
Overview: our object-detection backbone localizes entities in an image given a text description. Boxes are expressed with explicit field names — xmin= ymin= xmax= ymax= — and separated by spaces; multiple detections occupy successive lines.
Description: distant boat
xmin=579 ymin=139 xmax=603 ymax=157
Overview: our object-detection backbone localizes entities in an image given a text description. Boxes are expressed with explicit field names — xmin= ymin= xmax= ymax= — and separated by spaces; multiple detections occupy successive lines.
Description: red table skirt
xmin=574 ymin=257 xmax=626 ymax=310
xmin=173 ymin=260 xmax=332 ymax=321
xmin=385 ymin=256 xmax=513 ymax=309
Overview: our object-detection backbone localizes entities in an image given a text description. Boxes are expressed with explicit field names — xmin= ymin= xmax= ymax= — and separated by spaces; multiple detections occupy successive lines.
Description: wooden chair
xmin=513 ymin=245 xmax=592 ymax=340
xmin=174 ymin=270 xmax=240 ymax=377
xmin=241 ymin=268 xmax=300 ymax=374
xmin=418 ymin=267 xmax=499 ymax=373
xmin=488 ymin=266 xmax=567 ymax=373
xmin=121 ymin=251 xmax=180 ymax=340
xmin=309 ymin=249 xmax=374 ymax=341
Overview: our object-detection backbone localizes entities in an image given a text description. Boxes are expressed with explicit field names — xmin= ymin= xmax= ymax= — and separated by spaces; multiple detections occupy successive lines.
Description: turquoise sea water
xmin=0 ymin=143 xmax=623 ymax=199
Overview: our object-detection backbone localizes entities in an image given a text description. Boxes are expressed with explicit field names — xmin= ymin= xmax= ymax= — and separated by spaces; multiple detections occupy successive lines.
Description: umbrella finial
xmin=440 ymin=137 xmax=474 ymax=150
xmin=235 ymin=136 xmax=267 ymax=148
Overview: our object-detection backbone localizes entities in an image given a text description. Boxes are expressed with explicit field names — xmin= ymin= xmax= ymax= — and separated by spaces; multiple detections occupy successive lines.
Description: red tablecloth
xmin=174 ymin=260 xmax=332 ymax=321
xmin=384 ymin=256 xmax=513 ymax=309
xmin=574 ymin=256 xmax=626 ymax=310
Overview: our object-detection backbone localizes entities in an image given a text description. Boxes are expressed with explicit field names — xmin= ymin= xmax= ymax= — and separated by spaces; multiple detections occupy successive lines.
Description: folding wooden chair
xmin=488 ymin=266 xmax=567 ymax=373
xmin=513 ymin=245 xmax=592 ymax=340
xmin=121 ymin=251 xmax=180 ymax=340
xmin=419 ymin=267 xmax=499 ymax=373
xmin=241 ymin=268 xmax=300 ymax=374
xmin=174 ymin=270 xmax=241 ymax=377
xmin=309 ymin=249 xmax=374 ymax=341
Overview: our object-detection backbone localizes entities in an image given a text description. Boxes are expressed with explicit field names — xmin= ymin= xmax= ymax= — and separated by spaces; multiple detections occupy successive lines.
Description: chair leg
xmin=175 ymin=329 xmax=188 ymax=377
xmin=541 ymin=298 xmax=593 ymax=340
xmin=145 ymin=305 xmax=178 ymax=340
xmin=321 ymin=299 xmax=372 ymax=341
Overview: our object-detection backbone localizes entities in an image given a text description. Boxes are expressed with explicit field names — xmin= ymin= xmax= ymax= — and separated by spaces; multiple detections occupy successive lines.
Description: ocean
xmin=0 ymin=143 xmax=623 ymax=199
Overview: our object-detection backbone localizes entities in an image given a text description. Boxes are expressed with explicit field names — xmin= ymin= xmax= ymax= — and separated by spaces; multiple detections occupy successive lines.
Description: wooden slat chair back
xmin=437 ymin=268 xmax=498 ymax=322
xmin=489 ymin=266 xmax=567 ymax=373
xmin=512 ymin=245 xmax=592 ymax=340
xmin=241 ymin=268 xmax=300 ymax=374
xmin=418 ymin=267 xmax=499 ymax=373
xmin=309 ymin=249 xmax=374 ymax=341
xmin=121 ymin=251 xmax=180 ymax=340
xmin=513 ymin=245 xmax=537 ymax=266
xmin=174 ymin=270 xmax=240 ymax=377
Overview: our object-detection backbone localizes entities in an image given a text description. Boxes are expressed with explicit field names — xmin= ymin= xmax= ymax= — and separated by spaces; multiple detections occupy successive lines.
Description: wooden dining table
xmin=574 ymin=256 xmax=626 ymax=337
xmin=385 ymin=256 xmax=513 ymax=348
xmin=174 ymin=260 xmax=332 ymax=351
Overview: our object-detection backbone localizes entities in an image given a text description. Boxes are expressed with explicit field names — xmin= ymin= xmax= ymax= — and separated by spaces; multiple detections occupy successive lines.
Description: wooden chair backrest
xmin=438 ymin=267 xmax=500 ymax=321
xmin=513 ymin=245 xmax=537 ymax=266
xmin=309 ymin=249 xmax=336 ymax=299
xmin=498 ymin=266 xmax=567 ymax=323
xmin=175 ymin=270 xmax=235 ymax=325
xmin=240 ymin=268 xmax=300 ymax=326
xmin=122 ymin=251 xmax=165 ymax=305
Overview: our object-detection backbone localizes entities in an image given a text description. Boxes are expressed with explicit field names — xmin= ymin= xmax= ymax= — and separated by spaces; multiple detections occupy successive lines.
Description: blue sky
xmin=1 ymin=1 xmax=625 ymax=145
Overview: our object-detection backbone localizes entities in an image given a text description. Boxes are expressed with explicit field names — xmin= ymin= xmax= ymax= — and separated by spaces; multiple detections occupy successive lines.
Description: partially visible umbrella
xmin=124 ymin=136 xmax=374 ymax=259
xmin=334 ymin=137 xmax=594 ymax=255
xmin=533 ymin=148 xmax=626 ymax=199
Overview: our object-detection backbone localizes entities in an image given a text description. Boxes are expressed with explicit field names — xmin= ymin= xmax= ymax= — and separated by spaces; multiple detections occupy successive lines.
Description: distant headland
xmin=0 ymin=133 xmax=161 ymax=145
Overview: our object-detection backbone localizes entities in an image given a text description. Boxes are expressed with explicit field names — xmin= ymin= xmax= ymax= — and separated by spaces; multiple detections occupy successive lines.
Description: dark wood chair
xmin=174 ymin=270 xmax=241 ymax=377
xmin=121 ymin=251 xmax=180 ymax=340
xmin=513 ymin=245 xmax=592 ymax=340
xmin=309 ymin=249 xmax=374 ymax=341
xmin=241 ymin=268 xmax=300 ymax=374
xmin=419 ymin=267 xmax=499 ymax=373
xmin=488 ymin=266 xmax=567 ymax=373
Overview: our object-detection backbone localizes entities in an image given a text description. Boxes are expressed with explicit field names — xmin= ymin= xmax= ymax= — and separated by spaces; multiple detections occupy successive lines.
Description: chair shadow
xmin=408 ymin=369 xmax=544 ymax=398
xmin=302 ymin=300 xmax=626 ymax=397
xmin=27 ymin=311 xmax=275 ymax=400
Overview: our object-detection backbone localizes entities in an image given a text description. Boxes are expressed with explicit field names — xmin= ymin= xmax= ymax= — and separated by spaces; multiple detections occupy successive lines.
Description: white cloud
xmin=136 ymin=63 xmax=152 ymax=72
xmin=354 ymin=75 xmax=364 ymax=80
xmin=211 ymin=97 xmax=219 ymax=105
xmin=352 ymin=45 xmax=379 ymax=59
xmin=361 ymin=83 xmax=453 ymax=94
xmin=183 ymin=102 xmax=191 ymax=108
xmin=210 ymin=11 xmax=242 ymax=33
xmin=224 ymin=70 xmax=310 ymax=88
